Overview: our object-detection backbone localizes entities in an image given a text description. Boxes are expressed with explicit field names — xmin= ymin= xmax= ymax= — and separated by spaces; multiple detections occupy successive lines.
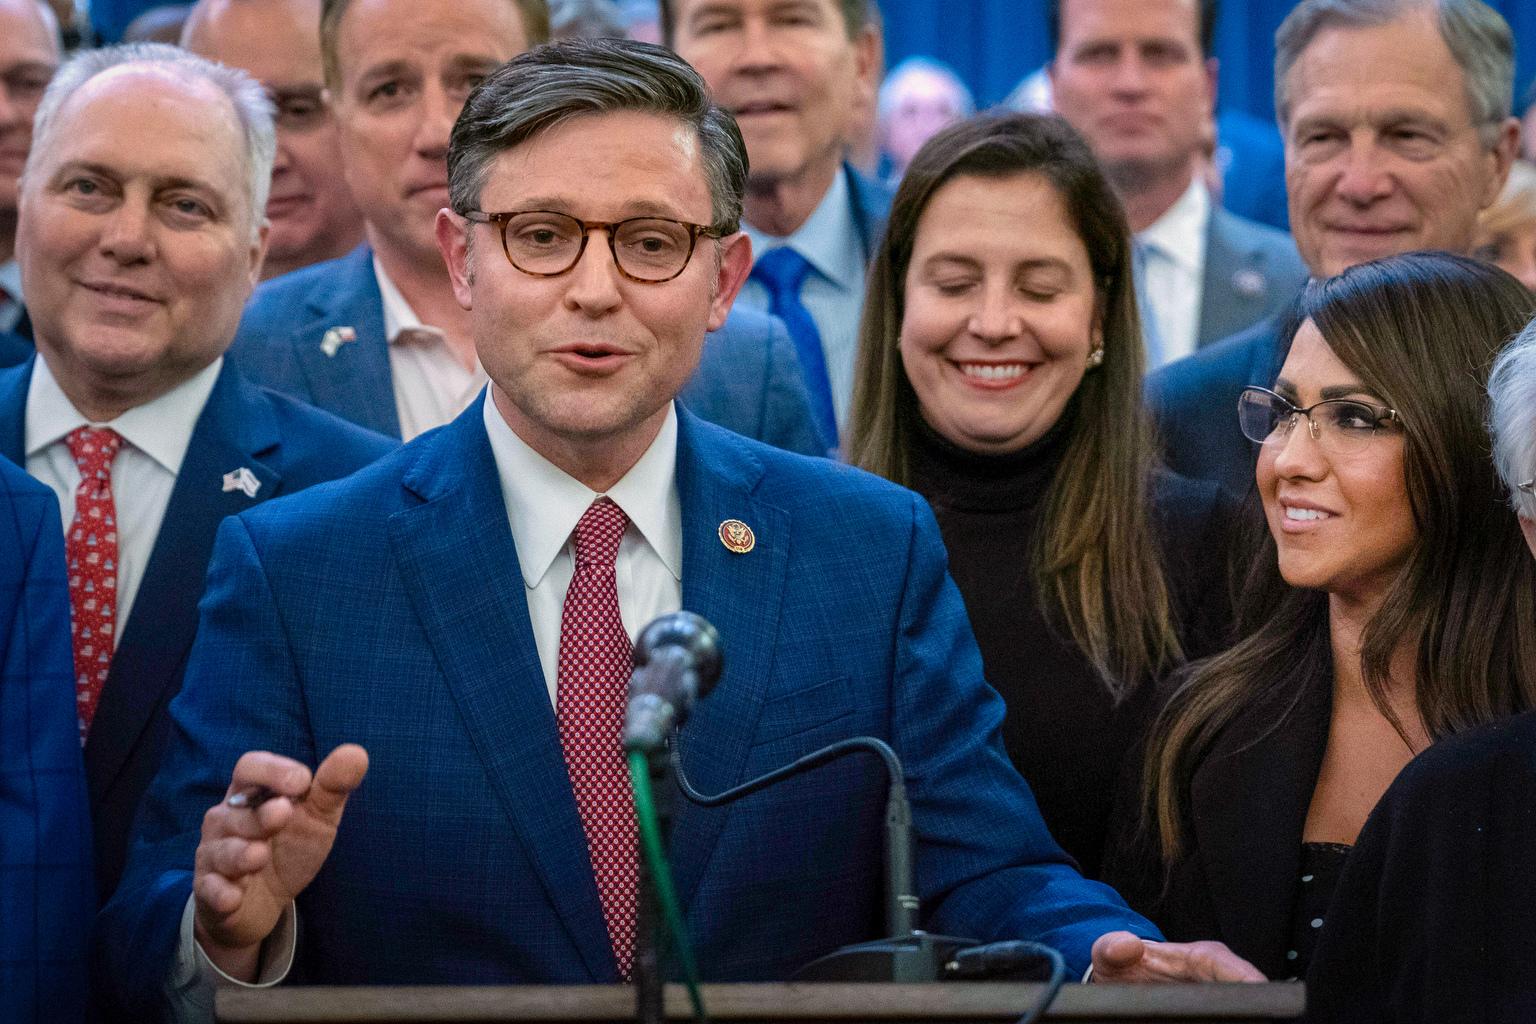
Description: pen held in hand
xmin=226 ymin=785 xmax=307 ymax=810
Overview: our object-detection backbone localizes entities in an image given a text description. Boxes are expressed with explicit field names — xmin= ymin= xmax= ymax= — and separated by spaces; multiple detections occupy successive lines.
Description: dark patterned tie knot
xmin=573 ymin=497 xmax=629 ymax=570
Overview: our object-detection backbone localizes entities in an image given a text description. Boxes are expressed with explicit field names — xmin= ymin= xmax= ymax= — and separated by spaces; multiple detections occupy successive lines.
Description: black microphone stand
xmin=670 ymin=737 xmax=977 ymax=982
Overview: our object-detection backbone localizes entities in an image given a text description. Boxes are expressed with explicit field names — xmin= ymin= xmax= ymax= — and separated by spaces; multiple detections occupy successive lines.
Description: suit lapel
xmin=667 ymin=413 xmax=790 ymax=913
xmin=290 ymin=247 xmax=401 ymax=438
xmin=1191 ymin=673 xmax=1331 ymax=975
xmin=389 ymin=408 xmax=615 ymax=980
xmin=0 ymin=358 xmax=31 ymax=463
xmin=1198 ymin=209 xmax=1278 ymax=348
xmin=86 ymin=365 xmax=283 ymax=803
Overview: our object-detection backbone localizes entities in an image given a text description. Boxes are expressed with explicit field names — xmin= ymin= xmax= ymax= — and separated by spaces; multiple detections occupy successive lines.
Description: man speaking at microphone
xmin=99 ymin=40 xmax=1261 ymax=1019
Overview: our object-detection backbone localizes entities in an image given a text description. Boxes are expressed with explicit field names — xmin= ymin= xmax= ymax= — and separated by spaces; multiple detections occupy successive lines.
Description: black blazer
xmin=1306 ymin=710 xmax=1536 ymax=1023
xmin=1102 ymin=665 xmax=1332 ymax=979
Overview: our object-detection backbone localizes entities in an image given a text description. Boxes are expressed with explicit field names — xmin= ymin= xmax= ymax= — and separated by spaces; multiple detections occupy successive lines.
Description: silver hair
xmin=876 ymin=56 xmax=975 ymax=122
xmin=27 ymin=42 xmax=276 ymax=241
xmin=1274 ymin=0 xmax=1514 ymax=147
xmin=447 ymin=38 xmax=746 ymax=235
xmin=1489 ymin=317 xmax=1536 ymax=518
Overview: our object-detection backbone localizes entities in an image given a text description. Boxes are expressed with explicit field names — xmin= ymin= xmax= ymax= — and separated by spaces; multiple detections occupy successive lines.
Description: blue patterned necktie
xmin=1132 ymin=239 xmax=1168 ymax=370
xmin=749 ymin=247 xmax=838 ymax=449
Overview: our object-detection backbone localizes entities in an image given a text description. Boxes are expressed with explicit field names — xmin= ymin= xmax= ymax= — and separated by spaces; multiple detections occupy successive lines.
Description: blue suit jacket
xmin=846 ymin=163 xmax=894 ymax=257
xmin=1195 ymin=208 xmax=1305 ymax=350
xmin=0 ymin=454 xmax=94 ymax=1024
xmin=0 ymin=328 xmax=32 ymax=368
xmin=98 ymin=403 xmax=1155 ymax=1016
xmin=228 ymin=245 xmax=825 ymax=456
xmin=1147 ymin=311 xmax=1297 ymax=498
xmin=0 ymin=358 xmax=397 ymax=903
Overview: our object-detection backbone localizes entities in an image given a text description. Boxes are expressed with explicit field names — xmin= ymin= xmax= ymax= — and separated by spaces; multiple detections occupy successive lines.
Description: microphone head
xmin=634 ymin=611 xmax=722 ymax=697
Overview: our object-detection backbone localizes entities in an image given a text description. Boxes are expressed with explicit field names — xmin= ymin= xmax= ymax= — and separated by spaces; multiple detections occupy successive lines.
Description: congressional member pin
xmin=717 ymin=519 xmax=755 ymax=554
xmin=320 ymin=325 xmax=357 ymax=357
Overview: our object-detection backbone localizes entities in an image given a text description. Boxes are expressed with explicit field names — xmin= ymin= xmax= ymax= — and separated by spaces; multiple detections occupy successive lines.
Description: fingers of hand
xmin=198 ymin=835 xmax=271 ymax=880
xmin=1090 ymin=931 xmax=1147 ymax=976
xmin=194 ymin=866 xmax=248 ymax=917
xmin=1141 ymin=940 xmax=1267 ymax=982
xmin=305 ymin=743 xmax=369 ymax=820
xmin=226 ymin=750 xmax=312 ymax=803
xmin=203 ymin=792 xmax=294 ymax=842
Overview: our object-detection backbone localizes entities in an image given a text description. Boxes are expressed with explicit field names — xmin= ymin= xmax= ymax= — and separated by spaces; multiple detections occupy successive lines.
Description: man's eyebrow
xmin=355 ymin=59 xmax=414 ymax=83
xmin=499 ymin=197 xmax=692 ymax=219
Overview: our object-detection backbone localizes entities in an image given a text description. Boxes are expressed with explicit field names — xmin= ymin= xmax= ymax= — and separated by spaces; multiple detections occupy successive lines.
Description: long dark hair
xmin=1145 ymin=251 xmax=1536 ymax=861
xmin=846 ymin=111 xmax=1180 ymax=698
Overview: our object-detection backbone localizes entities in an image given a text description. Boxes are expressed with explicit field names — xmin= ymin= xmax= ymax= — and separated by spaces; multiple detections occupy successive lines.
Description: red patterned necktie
xmin=556 ymin=497 xmax=638 ymax=978
xmin=65 ymin=426 xmax=123 ymax=742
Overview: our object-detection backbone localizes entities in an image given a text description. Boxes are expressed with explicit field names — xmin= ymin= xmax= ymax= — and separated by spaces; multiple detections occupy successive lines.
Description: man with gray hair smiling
xmin=100 ymin=37 xmax=1263 ymax=1020
xmin=0 ymin=42 xmax=394 ymax=909
xmin=1148 ymin=0 xmax=1521 ymax=497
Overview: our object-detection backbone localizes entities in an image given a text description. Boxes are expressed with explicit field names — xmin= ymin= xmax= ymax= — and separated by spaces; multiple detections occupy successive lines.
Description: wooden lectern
xmin=218 ymin=982 xmax=1304 ymax=1024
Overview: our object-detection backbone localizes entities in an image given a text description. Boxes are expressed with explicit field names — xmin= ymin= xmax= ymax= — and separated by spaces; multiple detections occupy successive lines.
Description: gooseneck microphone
xmin=623 ymin=611 xmax=722 ymax=753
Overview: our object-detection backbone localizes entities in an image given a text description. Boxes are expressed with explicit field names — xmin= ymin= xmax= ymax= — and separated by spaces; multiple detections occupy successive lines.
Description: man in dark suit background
xmin=230 ymin=0 xmax=823 ymax=456
xmin=0 ymin=454 xmax=93 ymax=1024
xmin=1049 ymin=0 xmax=1306 ymax=371
xmin=665 ymin=0 xmax=893 ymax=451
xmin=180 ymin=0 xmax=367 ymax=282
xmin=0 ymin=0 xmax=61 ymax=353
xmin=100 ymin=39 xmax=1264 ymax=1021
xmin=3 ymin=42 xmax=394 ymax=905
xmin=1146 ymin=0 xmax=1520 ymax=497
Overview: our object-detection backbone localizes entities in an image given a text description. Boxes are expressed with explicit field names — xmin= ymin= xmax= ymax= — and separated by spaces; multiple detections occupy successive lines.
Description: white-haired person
xmin=1306 ymin=314 xmax=1536 ymax=1024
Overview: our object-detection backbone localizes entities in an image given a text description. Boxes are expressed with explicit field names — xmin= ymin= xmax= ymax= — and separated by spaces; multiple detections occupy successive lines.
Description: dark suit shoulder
xmin=0 ymin=451 xmax=50 ymax=499
xmin=1149 ymin=316 xmax=1281 ymax=412
xmin=0 ymin=329 xmax=32 ymax=370
xmin=254 ymin=384 xmax=398 ymax=479
xmin=1387 ymin=710 xmax=1536 ymax=806
xmin=235 ymin=246 xmax=372 ymax=346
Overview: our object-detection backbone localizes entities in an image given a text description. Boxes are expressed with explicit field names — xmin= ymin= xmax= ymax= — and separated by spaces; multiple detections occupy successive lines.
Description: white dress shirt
xmin=375 ymin=256 xmax=488 ymax=441
xmin=169 ymin=393 xmax=685 ymax=1017
xmin=1135 ymin=177 xmax=1210 ymax=368
xmin=738 ymin=168 xmax=869 ymax=431
xmin=24 ymin=356 xmax=223 ymax=641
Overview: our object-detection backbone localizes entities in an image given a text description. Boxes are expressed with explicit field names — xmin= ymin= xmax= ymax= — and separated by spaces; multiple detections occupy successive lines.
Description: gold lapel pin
xmin=717 ymin=519 xmax=755 ymax=554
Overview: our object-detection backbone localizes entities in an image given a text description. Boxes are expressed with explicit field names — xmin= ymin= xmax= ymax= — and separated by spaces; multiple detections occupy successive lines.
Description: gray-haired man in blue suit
xmin=229 ymin=0 xmax=823 ymax=456
xmin=1145 ymin=0 xmax=1520 ymax=497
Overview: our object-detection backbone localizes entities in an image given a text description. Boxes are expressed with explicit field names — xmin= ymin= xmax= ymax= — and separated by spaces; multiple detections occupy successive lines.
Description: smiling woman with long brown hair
xmin=847 ymin=111 xmax=1237 ymax=879
xmin=1105 ymin=252 xmax=1536 ymax=980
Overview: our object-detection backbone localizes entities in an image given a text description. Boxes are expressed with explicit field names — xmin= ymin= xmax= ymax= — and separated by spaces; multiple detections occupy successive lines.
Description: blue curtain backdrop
xmin=877 ymin=0 xmax=1536 ymax=124
xmin=88 ymin=0 xmax=1536 ymax=120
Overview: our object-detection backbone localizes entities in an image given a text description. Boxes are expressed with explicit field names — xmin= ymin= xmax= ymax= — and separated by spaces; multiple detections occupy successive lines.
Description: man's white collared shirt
xmin=481 ymin=391 xmax=684 ymax=703
xmin=24 ymin=356 xmax=222 ymax=641
xmin=1135 ymin=178 xmax=1210 ymax=367
xmin=375 ymin=256 xmax=488 ymax=441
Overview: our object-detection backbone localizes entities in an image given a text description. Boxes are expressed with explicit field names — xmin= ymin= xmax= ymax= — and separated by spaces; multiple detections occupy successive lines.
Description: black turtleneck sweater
xmin=907 ymin=418 xmax=1236 ymax=878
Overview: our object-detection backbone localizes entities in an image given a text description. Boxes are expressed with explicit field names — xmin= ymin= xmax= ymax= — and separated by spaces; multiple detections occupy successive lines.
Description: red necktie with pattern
xmin=65 ymin=426 xmax=123 ymax=742
xmin=556 ymin=497 xmax=638 ymax=978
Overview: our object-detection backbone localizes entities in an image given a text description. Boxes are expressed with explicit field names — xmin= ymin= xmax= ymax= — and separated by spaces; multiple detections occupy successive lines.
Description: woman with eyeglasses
xmin=846 ymin=112 xmax=1237 ymax=880
xmin=1302 ymin=313 xmax=1536 ymax=1024
xmin=1104 ymin=252 xmax=1536 ymax=982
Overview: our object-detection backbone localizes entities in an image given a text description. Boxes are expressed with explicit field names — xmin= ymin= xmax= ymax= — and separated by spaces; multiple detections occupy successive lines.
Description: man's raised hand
xmin=193 ymin=744 xmax=369 ymax=980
